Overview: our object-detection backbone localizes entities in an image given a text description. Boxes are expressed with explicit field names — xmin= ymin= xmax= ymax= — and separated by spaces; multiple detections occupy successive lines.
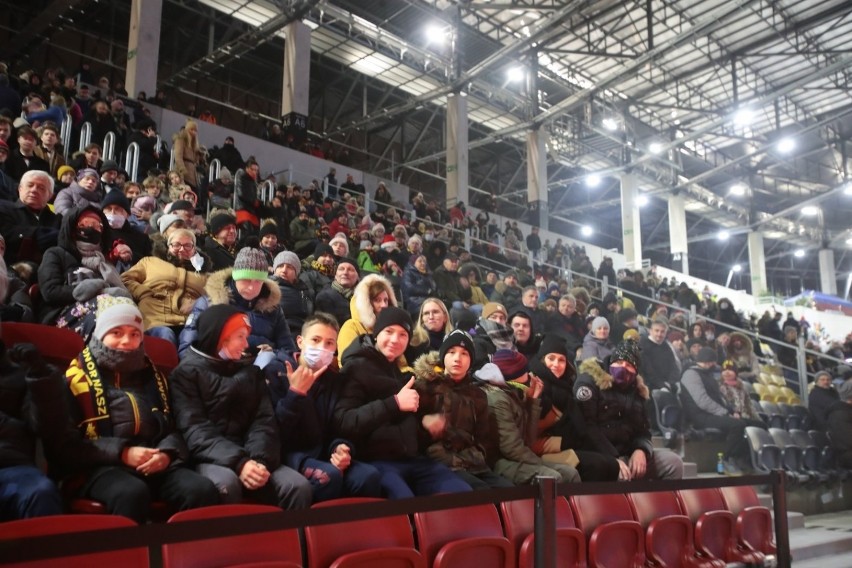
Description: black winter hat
xmin=696 ymin=347 xmax=717 ymax=363
xmin=260 ymin=221 xmax=278 ymax=238
xmin=170 ymin=199 xmax=194 ymax=213
xmin=101 ymin=190 xmax=131 ymax=213
xmin=439 ymin=329 xmax=475 ymax=362
xmin=194 ymin=304 xmax=244 ymax=356
xmin=100 ymin=159 xmax=120 ymax=174
xmin=208 ymin=211 xmax=237 ymax=234
xmin=536 ymin=335 xmax=568 ymax=359
xmin=314 ymin=242 xmax=334 ymax=258
xmin=373 ymin=306 xmax=413 ymax=338
xmin=610 ymin=340 xmax=641 ymax=368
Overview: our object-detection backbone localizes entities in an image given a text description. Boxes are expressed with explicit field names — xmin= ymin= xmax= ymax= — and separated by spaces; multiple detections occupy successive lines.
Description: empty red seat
xmin=1 ymin=514 xmax=147 ymax=568
xmin=569 ymin=494 xmax=645 ymax=568
xmin=414 ymin=503 xmax=513 ymax=568
xmin=305 ymin=497 xmax=425 ymax=568
xmin=162 ymin=504 xmax=301 ymax=568
xmin=628 ymin=491 xmax=724 ymax=568
xmin=500 ymin=497 xmax=586 ymax=568
xmin=719 ymin=485 xmax=777 ymax=556
xmin=677 ymin=488 xmax=764 ymax=565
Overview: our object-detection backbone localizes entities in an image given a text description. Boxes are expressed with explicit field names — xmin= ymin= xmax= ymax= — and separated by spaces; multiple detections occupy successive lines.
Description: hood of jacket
xmin=412 ymin=350 xmax=444 ymax=382
xmin=458 ymin=262 xmax=481 ymax=283
xmin=204 ymin=268 xmax=282 ymax=313
xmin=578 ymin=357 xmax=649 ymax=399
xmin=348 ymin=273 xmax=397 ymax=330
xmin=57 ymin=204 xmax=113 ymax=254
xmin=726 ymin=332 xmax=754 ymax=359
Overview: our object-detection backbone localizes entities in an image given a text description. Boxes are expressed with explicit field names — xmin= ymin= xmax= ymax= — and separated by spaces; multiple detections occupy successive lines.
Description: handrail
xmin=59 ymin=113 xmax=73 ymax=160
xmin=103 ymin=131 xmax=116 ymax=161
xmin=208 ymin=158 xmax=221 ymax=184
xmin=260 ymin=179 xmax=275 ymax=203
xmin=78 ymin=122 xmax=92 ymax=153
xmin=124 ymin=142 xmax=140 ymax=182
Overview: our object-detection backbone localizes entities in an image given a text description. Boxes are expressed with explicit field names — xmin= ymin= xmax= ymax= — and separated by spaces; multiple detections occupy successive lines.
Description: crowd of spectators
xmin=2 ymin=61 xmax=852 ymax=526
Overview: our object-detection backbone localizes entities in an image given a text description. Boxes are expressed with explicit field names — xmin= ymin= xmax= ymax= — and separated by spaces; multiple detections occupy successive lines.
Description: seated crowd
xmin=1 ymin=66 xmax=851 ymax=525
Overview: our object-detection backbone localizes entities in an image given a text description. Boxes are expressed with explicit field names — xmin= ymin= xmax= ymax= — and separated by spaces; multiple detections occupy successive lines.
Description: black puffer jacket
xmin=0 ymin=344 xmax=35 ymax=468
xmin=401 ymin=263 xmax=436 ymax=316
xmin=274 ymin=276 xmax=313 ymax=337
xmin=573 ymin=358 xmax=653 ymax=460
xmin=171 ymin=324 xmax=281 ymax=473
xmin=335 ymin=335 xmax=418 ymax=461
xmin=529 ymin=357 xmax=586 ymax=448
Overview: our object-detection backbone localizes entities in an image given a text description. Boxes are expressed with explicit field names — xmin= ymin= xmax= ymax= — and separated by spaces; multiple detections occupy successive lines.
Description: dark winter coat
xmin=274 ymin=276 xmax=314 ymax=337
xmin=638 ymin=336 xmax=681 ymax=391
xmin=202 ymin=238 xmax=236 ymax=271
xmin=809 ymin=386 xmax=840 ymax=432
xmin=826 ymin=400 xmax=852 ymax=468
xmin=315 ymin=285 xmax=352 ymax=327
xmin=573 ymin=358 xmax=653 ymax=460
xmin=336 ymin=335 xmax=419 ymax=461
xmin=0 ymin=198 xmax=60 ymax=264
xmin=0 ymin=348 xmax=36 ymax=468
xmin=433 ymin=266 xmax=468 ymax=306
xmin=529 ymin=357 xmax=586 ymax=449
xmin=401 ymin=264 xmax=436 ymax=316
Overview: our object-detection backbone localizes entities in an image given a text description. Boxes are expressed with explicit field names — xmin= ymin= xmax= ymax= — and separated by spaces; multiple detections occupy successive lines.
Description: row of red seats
xmin=3 ymin=486 xmax=776 ymax=568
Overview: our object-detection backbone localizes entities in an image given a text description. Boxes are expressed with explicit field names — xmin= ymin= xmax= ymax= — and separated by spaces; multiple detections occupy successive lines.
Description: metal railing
xmin=124 ymin=142 xmax=140 ymax=182
xmin=78 ymin=122 xmax=92 ymax=153
xmin=103 ymin=131 xmax=116 ymax=161
xmin=60 ymin=113 xmax=73 ymax=160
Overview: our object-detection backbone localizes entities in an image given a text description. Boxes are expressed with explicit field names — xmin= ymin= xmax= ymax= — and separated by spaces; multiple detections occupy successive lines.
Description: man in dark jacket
xmin=510 ymin=310 xmax=541 ymax=360
xmin=4 ymin=126 xmax=49 ymax=183
xmin=315 ymin=259 xmax=359 ymax=326
xmin=0 ymin=340 xmax=62 ymax=521
xmin=808 ymin=370 xmax=839 ymax=432
xmin=432 ymin=253 xmax=469 ymax=311
xmin=203 ymin=210 xmax=238 ymax=270
xmin=171 ymin=304 xmax=312 ymax=509
xmin=574 ymin=340 xmax=683 ymax=480
xmin=272 ymin=251 xmax=314 ymax=337
xmin=126 ymin=118 xmax=159 ymax=182
xmin=0 ymin=170 xmax=59 ymax=264
xmin=489 ymin=270 xmax=522 ymax=314
xmin=638 ymin=318 xmax=682 ymax=390
xmin=268 ymin=312 xmax=381 ymax=502
xmin=680 ymin=347 xmax=762 ymax=474
xmin=826 ymin=381 xmax=852 ymax=468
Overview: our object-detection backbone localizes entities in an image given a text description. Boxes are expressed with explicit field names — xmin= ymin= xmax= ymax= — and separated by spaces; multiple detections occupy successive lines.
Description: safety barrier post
xmin=103 ymin=132 xmax=116 ymax=161
xmin=124 ymin=142 xmax=139 ymax=182
xmin=534 ymin=476 xmax=557 ymax=568
xmin=78 ymin=122 xmax=92 ymax=153
xmin=60 ymin=114 xmax=72 ymax=160
xmin=772 ymin=470 xmax=791 ymax=567
xmin=208 ymin=159 xmax=221 ymax=184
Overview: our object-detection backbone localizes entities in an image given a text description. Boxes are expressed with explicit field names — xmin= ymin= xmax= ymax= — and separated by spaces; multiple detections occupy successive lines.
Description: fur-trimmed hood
xmin=204 ymin=268 xmax=281 ymax=313
xmin=726 ymin=332 xmax=754 ymax=360
xmin=578 ymin=357 xmax=649 ymax=399
xmin=348 ymin=273 xmax=397 ymax=330
xmin=412 ymin=351 xmax=444 ymax=382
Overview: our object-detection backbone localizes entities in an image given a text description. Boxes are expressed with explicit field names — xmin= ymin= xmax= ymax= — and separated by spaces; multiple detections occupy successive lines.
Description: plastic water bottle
xmin=716 ymin=452 xmax=725 ymax=475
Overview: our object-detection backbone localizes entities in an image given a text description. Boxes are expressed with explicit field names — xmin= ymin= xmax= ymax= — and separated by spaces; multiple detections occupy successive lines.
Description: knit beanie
xmin=232 ymin=248 xmax=268 ymax=281
xmin=93 ymin=296 xmax=144 ymax=341
xmin=77 ymin=168 xmax=99 ymax=181
xmin=208 ymin=211 xmax=237 ymax=235
xmin=492 ymin=349 xmax=528 ymax=381
xmin=100 ymin=159 xmax=119 ymax=174
xmin=721 ymin=360 xmax=737 ymax=372
xmin=610 ymin=340 xmax=641 ymax=368
xmin=667 ymin=330 xmax=684 ymax=343
xmin=591 ymin=316 xmax=610 ymax=333
xmin=57 ymin=164 xmax=76 ymax=180
xmin=131 ymin=195 xmax=156 ymax=216
xmin=696 ymin=347 xmax=717 ymax=363
xmin=373 ymin=306 xmax=412 ymax=338
xmin=482 ymin=302 xmax=508 ymax=321
xmin=260 ymin=221 xmax=278 ymax=238
xmin=314 ymin=242 xmax=334 ymax=258
xmin=169 ymin=199 xmax=194 ymax=213
xmin=536 ymin=335 xmax=568 ymax=359
xmin=336 ymin=257 xmax=359 ymax=274
xmin=439 ymin=329 xmax=475 ymax=362
xmin=157 ymin=213 xmax=182 ymax=234
xmin=101 ymin=190 xmax=131 ymax=213
xmin=273 ymin=251 xmax=301 ymax=276
xmin=193 ymin=305 xmax=245 ymax=356
xmin=218 ymin=312 xmax=252 ymax=353
xmin=329 ymin=234 xmax=350 ymax=254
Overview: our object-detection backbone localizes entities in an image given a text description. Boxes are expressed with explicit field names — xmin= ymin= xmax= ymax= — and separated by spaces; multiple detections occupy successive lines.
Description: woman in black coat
xmin=171 ymin=304 xmax=312 ymax=510
xmin=401 ymin=253 xmax=436 ymax=317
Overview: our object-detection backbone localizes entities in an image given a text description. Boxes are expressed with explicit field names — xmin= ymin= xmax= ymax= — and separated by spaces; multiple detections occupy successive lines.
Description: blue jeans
xmin=301 ymin=458 xmax=382 ymax=503
xmin=145 ymin=325 xmax=181 ymax=346
xmin=370 ymin=457 xmax=472 ymax=499
xmin=0 ymin=465 xmax=62 ymax=521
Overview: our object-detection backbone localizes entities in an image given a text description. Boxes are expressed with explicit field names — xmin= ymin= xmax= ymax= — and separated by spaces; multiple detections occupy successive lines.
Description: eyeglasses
xmin=169 ymin=242 xmax=195 ymax=251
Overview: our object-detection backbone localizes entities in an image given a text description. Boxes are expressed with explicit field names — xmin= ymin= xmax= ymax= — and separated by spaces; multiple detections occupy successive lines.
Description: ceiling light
xmin=732 ymin=264 xmax=742 ymax=272
xmin=586 ymin=174 xmax=601 ymax=188
xmin=846 ymin=236 xmax=852 ymax=246
xmin=794 ymin=249 xmax=805 ymax=258
xmin=844 ymin=183 xmax=852 ymax=196
xmin=648 ymin=142 xmax=664 ymax=154
xmin=425 ymin=24 xmax=446 ymax=44
xmin=581 ymin=225 xmax=593 ymax=237
xmin=733 ymin=108 xmax=753 ymax=126
xmin=506 ymin=67 xmax=525 ymax=82
xmin=602 ymin=118 xmax=618 ymax=131
xmin=801 ymin=205 xmax=819 ymax=216
xmin=718 ymin=230 xmax=730 ymax=241
xmin=777 ymin=137 xmax=796 ymax=153
xmin=636 ymin=195 xmax=649 ymax=207
xmin=729 ymin=184 xmax=746 ymax=197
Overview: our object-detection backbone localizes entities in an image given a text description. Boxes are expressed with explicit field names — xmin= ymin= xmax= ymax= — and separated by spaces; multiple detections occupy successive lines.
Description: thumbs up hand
xmin=395 ymin=377 xmax=420 ymax=412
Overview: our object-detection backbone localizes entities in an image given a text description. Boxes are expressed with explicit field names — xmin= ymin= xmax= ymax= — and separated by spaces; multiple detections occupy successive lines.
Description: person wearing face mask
xmin=101 ymin=190 xmax=151 ymax=272
xmin=37 ymin=206 xmax=130 ymax=337
xmin=53 ymin=168 xmax=104 ymax=216
xmin=336 ymin=307 xmax=472 ymax=499
xmin=171 ymin=304 xmax=312 ymax=510
xmin=268 ymin=312 xmax=382 ymax=502
xmin=574 ymin=340 xmax=683 ymax=480
xmin=26 ymin=297 xmax=220 ymax=523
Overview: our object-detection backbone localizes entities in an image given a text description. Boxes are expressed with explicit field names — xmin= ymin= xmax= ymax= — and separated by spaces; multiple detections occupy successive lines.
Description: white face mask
xmin=302 ymin=346 xmax=334 ymax=370
xmin=105 ymin=213 xmax=126 ymax=229
xmin=218 ymin=347 xmax=238 ymax=360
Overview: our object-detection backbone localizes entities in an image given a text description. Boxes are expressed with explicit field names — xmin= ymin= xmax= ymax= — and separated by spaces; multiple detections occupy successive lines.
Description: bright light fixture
xmin=729 ymin=183 xmax=747 ymax=196
xmin=636 ymin=195 xmax=649 ymax=207
xmin=648 ymin=142 xmax=664 ymax=154
xmin=844 ymin=183 xmax=852 ymax=196
xmin=507 ymin=67 xmax=525 ymax=82
xmin=777 ymin=137 xmax=796 ymax=153
xmin=801 ymin=205 xmax=819 ymax=216
xmin=425 ymin=24 xmax=446 ymax=44
xmin=602 ymin=118 xmax=618 ymax=131
xmin=581 ymin=225 xmax=593 ymax=237
xmin=732 ymin=264 xmax=742 ymax=272
xmin=794 ymin=249 xmax=805 ymax=258
xmin=733 ymin=108 xmax=753 ymax=126
xmin=718 ymin=230 xmax=730 ymax=241
xmin=586 ymin=174 xmax=601 ymax=188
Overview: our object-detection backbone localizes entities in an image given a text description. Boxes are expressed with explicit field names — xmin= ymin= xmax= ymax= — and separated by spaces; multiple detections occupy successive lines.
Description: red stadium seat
xmin=677 ymin=488 xmax=764 ymax=565
xmin=719 ymin=485 xmax=777 ymax=556
xmin=569 ymin=494 xmax=645 ymax=568
xmin=144 ymin=334 xmax=180 ymax=373
xmin=0 ymin=322 xmax=82 ymax=366
xmin=628 ymin=491 xmax=724 ymax=568
xmin=499 ymin=497 xmax=586 ymax=568
xmin=162 ymin=504 xmax=301 ymax=568
xmin=0 ymin=514 xmax=147 ymax=568
xmin=414 ymin=503 xmax=513 ymax=568
xmin=305 ymin=497 xmax=425 ymax=568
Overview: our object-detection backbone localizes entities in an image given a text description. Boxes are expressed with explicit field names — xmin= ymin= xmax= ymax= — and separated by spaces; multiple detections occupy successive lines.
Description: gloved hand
xmin=9 ymin=343 xmax=49 ymax=375
xmin=72 ymin=278 xmax=107 ymax=302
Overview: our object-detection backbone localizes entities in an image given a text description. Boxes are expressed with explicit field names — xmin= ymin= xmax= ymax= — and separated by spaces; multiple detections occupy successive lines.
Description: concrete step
xmin=789 ymin=526 xmax=852 ymax=563
xmin=793 ymin=550 xmax=852 ymax=567
xmin=778 ymin=511 xmax=806 ymax=530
